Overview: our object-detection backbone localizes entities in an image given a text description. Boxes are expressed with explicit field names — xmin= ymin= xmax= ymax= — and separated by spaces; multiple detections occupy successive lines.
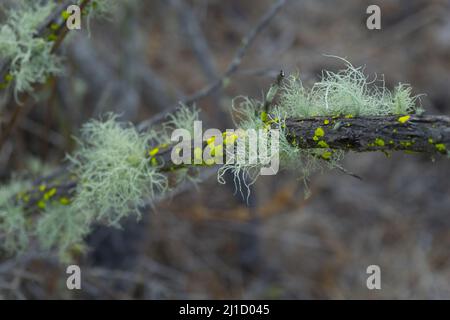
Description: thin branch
xmin=172 ymin=0 xmax=218 ymax=82
xmin=137 ymin=0 xmax=287 ymax=131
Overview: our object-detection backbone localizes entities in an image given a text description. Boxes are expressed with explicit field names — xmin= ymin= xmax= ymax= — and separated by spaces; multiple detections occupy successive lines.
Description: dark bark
xmin=284 ymin=115 xmax=450 ymax=154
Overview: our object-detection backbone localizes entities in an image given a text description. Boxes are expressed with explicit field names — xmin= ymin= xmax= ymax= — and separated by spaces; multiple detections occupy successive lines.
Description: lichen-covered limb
xmin=0 ymin=0 xmax=93 ymax=151
xmin=285 ymin=115 xmax=450 ymax=154
xmin=149 ymin=114 xmax=450 ymax=159
xmin=19 ymin=114 xmax=450 ymax=212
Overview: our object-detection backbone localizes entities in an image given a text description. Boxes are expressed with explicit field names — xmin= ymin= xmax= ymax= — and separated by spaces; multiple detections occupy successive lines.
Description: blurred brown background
xmin=1 ymin=0 xmax=450 ymax=299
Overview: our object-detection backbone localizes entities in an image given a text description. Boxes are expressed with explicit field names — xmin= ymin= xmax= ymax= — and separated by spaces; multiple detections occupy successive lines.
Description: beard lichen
xmin=0 ymin=180 xmax=30 ymax=255
xmin=67 ymin=114 xmax=169 ymax=226
xmin=0 ymin=0 xmax=62 ymax=98
xmin=223 ymin=58 xmax=421 ymax=197
xmin=280 ymin=58 xmax=421 ymax=118
xmin=0 ymin=58 xmax=425 ymax=260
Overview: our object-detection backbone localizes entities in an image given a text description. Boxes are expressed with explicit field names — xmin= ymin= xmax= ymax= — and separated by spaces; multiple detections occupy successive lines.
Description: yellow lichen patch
xmin=151 ymin=157 xmax=158 ymax=167
xmin=260 ymin=111 xmax=268 ymax=123
xmin=59 ymin=197 xmax=71 ymax=205
xmin=265 ymin=117 xmax=280 ymax=126
xmin=374 ymin=138 xmax=385 ymax=147
xmin=61 ymin=10 xmax=71 ymax=20
xmin=206 ymin=136 xmax=216 ymax=145
xmin=37 ymin=200 xmax=46 ymax=210
xmin=398 ymin=115 xmax=410 ymax=124
xmin=323 ymin=119 xmax=330 ymax=125
xmin=44 ymin=188 xmax=57 ymax=201
xmin=400 ymin=141 xmax=413 ymax=148
xmin=290 ymin=138 xmax=298 ymax=146
xmin=223 ymin=132 xmax=238 ymax=145
xmin=315 ymin=127 xmax=325 ymax=137
xmin=39 ymin=184 xmax=47 ymax=192
xmin=321 ymin=151 xmax=333 ymax=160
xmin=47 ymin=34 xmax=58 ymax=42
xmin=435 ymin=143 xmax=446 ymax=153
xmin=149 ymin=147 xmax=159 ymax=157
xmin=317 ymin=140 xmax=329 ymax=148
xmin=345 ymin=114 xmax=354 ymax=119
xmin=69 ymin=243 xmax=85 ymax=256
xmin=4 ymin=74 xmax=13 ymax=83
xmin=0 ymin=76 xmax=10 ymax=89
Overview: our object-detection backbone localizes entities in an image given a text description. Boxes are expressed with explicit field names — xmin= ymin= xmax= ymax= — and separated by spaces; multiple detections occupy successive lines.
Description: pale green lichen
xmin=160 ymin=104 xmax=200 ymax=142
xmin=392 ymin=84 xmax=422 ymax=115
xmin=280 ymin=57 xmax=421 ymax=118
xmin=1 ymin=112 xmax=183 ymax=259
xmin=36 ymin=204 xmax=90 ymax=262
xmin=67 ymin=114 xmax=168 ymax=226
xmin=0 ymin=0 xmax=62 ymax=97
xmin=222 ymin=58 xmax=421 ymax=197
xmin=217 ymin=96 xmax=279 ymax=199
xmin=0 ymin=57 xmax=428 ymax=258
xmin=0 ymin=180 xmax=29 ymax=254
xmin=1 ymin=108 xmax=202 ymax=259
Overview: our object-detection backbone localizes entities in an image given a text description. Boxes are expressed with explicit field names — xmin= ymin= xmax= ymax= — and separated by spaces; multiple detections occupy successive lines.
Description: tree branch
xmin=285 ymin=114 xmax=450 ymax=154
xmin=18 ymin=114 xmax=450 ymax=211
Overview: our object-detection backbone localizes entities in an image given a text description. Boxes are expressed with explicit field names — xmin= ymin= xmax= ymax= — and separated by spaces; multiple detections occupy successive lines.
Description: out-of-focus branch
xmin=138 ymin=0 xmax=287 ymax=131
xmin=172 ymin=0 xmax=218 ymax=82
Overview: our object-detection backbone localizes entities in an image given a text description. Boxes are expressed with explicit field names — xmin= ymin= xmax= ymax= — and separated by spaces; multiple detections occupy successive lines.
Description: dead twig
xmin=137 ymin=0 xmax=287 ymax=131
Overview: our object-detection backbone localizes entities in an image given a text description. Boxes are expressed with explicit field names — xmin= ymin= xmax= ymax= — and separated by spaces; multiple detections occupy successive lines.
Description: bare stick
xmin=138 ymin=0 xmax=287 ymax=131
